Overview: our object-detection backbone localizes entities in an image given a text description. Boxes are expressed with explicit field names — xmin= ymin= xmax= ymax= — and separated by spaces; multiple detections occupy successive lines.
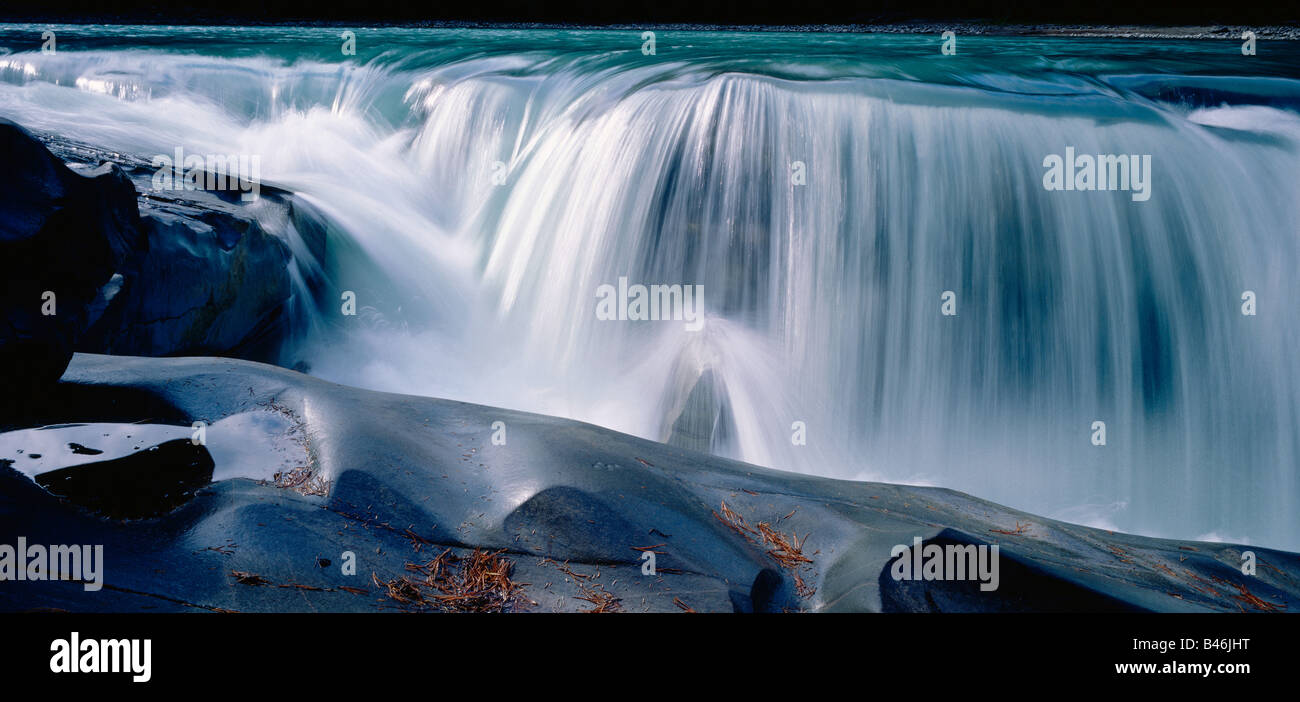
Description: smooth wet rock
xmin=1 ymin=353 xmax=1296 ymax=613
xmin=79 ymin=202 xmax=293 ymax=358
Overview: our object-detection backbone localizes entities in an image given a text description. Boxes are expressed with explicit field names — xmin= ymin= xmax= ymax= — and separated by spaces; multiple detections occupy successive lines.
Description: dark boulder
xmin=0 ymin=119 xmax=143 ymax=416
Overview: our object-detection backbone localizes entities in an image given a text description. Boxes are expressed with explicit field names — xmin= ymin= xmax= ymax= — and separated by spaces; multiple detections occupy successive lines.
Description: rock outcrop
xmin=0 ymin=119 xmax=142 ymax=414
xmin=40 ymin=133 xmax=298 ymax=361
xmin=0 ymin=120 xmax=299 ymax=419
xmin=78 ymin=194 xmax=293 ymax=359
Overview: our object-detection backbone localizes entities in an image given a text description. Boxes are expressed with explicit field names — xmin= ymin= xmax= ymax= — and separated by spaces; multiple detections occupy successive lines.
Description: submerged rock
xmin=0 ymin=353 xmax=1296 ymax=613
xmin=34 ymin=439 xmax=214 ymax=520
xmin=0 ymin=413 xmax=306 ymax=522
xmin=661 ymin=368 xmax=734 ymax=454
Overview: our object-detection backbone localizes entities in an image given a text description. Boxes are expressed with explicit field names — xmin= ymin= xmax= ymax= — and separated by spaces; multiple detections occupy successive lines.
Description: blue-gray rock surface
xmin=2 ymin=353 xmax=1296 ymax=613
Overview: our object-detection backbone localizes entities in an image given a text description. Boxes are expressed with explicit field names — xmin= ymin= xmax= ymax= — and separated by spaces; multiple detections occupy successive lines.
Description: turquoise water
xmin=1 ymin=25 xmax=1297 ymax=549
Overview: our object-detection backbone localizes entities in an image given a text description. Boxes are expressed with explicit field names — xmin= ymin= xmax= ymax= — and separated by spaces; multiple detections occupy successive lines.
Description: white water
xmin=1 ymin=31 xmax=1296 ymax=549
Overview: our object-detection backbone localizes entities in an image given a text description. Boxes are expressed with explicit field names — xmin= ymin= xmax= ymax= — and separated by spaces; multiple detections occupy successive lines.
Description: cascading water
xmin=1 ymin=25 xmax=1296 ymax=550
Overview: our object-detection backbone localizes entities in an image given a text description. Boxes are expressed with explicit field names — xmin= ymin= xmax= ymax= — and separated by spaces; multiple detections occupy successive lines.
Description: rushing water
xmin=1 ymin=25 xmax=1297 ymax=549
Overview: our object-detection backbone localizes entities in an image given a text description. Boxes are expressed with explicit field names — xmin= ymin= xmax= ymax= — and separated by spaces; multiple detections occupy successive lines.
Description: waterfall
xmin=1 ymin=25 xmax=1296 ymax=549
